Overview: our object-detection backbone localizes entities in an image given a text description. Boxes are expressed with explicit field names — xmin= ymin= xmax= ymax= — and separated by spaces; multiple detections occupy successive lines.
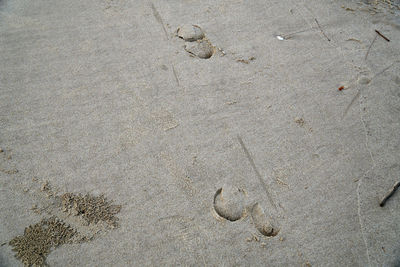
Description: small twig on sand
xmin=379 ymin=181 xmax=400 ymax=207
xmin=365 ymin=33 xmax=378 ymax=61
xmin=314 ymin=18 xmax=330 ymax=41
xmin=375 ymin=30 xmax=390 ymax=42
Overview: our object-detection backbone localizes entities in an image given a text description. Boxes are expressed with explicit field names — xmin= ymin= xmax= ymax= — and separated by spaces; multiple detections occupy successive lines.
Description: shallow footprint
xmin=251 ymin=203 xmax=279 ymax=236
xmin=177 ymin=24 xmax=205 ymax=41
xmin=213 ymin=185 xmax=245 ymax=221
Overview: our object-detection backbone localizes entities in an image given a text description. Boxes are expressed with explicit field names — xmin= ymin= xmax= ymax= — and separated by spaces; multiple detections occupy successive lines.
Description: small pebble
xmin=177 ymin=25 xmax=205 ymax=42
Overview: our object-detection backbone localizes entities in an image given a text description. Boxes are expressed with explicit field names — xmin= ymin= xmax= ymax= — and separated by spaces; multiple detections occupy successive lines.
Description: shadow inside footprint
xmin=213 ymin=186 xmax=245 ymax=222
xmin=251 ymin=203 xmax=279 ymax=237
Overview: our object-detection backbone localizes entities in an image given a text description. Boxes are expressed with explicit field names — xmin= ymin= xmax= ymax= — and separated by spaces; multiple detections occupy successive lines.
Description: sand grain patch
xmin=9 ymin=217 xmax=76 ymax=266
xmin=61 ymin=193 xmax=122 ymax=228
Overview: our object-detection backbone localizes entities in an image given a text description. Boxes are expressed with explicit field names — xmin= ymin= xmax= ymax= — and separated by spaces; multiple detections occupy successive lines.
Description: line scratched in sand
xmin=172 ymin=65 xmax=180 ymax=86
xmin=237 ymin=136 xmax=277 ymax=210
xmin=150 ymin=3 xmax=169 ymax=40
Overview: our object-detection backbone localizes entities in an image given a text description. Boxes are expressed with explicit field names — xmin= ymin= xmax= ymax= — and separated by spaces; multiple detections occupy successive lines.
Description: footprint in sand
xmin=250 ymin=203 xmax=279 ymax=237
xmin=177 ymin=24 xmax=205 ymax=41
xmin=184 ymin=39 xmax=214 ymax=59
xmin=177 ymin=24 xmax=214 ymax=59
xmin=213 ymin=186 xmax=280 ymax=236
xmin=213 ymin=185 xmax=245 ymax=221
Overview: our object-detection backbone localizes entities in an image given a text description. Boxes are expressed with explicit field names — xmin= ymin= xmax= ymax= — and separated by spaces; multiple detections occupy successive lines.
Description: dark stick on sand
xmin=379 ymin=181 xmax=400 ymax=207
xmin=314 ymin=18 xmax=330 ymax=42
xmin=375 ymin=30 xmax=390 ymax=42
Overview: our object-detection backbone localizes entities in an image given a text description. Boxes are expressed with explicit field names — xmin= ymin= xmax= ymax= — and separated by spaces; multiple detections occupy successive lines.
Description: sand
xmin=1 ymin=0 xmax=400 ymax=266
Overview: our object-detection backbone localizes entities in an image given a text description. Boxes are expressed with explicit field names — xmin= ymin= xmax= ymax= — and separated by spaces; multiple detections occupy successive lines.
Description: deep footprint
xmin=213 ymin=186 xmax=245 ymax=221
xmin=251 ymin=203 xmax=279 ymax=237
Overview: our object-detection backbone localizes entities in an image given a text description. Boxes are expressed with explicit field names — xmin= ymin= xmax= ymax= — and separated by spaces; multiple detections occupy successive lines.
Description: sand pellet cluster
xmin=61 ymin=193 xmax=122 ymax=227
xmin=9 ymin=217 xmax=76 ymax=266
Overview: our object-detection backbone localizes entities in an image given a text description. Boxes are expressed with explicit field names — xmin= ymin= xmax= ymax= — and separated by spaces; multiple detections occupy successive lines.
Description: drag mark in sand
xmin=237 ymin=136 xmax=277 ymax=210
xmin=365 ymin=34 xmax=377 ymax=61
xmin=342 ymin=61 xmax=398 ymax=119
xmin=343 ymin=89 xmax=361 ymax=119
xmin=365 ymin=30 xmax=390 ymax=60
xmin=314 ymin=18 xmax=330 ymax=42
xmin=150 ymin=3 xmax=169 ymax=40
xmin=172 ymin=65 xmax=180 ymax=86
xmin=356 ymin=78 xmax=377 ymax=266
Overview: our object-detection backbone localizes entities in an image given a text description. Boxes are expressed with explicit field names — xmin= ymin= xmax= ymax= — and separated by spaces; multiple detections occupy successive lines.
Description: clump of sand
xmin=9 ymin=187 xmax=122 ymax=266
xmin=61 ymin=193 xmax=122 ymax=228
xmin=9 ymin=217 xmax=76 ymax=266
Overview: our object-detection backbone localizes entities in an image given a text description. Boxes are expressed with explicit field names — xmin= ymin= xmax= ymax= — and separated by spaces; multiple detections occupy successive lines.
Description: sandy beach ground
xmin=1 ymin=0 xmax=400 ymax=266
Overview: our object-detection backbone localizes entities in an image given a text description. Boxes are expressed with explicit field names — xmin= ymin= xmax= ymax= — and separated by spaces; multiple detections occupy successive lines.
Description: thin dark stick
xmin=375 ymin=30 xmax=390 ymax=42
xmin=365 ymin=33 xmax=378 ymax=61
xmin=380 ymin=181 xmax=400 ymax=207
xmin=237 ymin=136 xmax=277 ymax=210
xmin=314 ymin=18 xmax=330 ymax=41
